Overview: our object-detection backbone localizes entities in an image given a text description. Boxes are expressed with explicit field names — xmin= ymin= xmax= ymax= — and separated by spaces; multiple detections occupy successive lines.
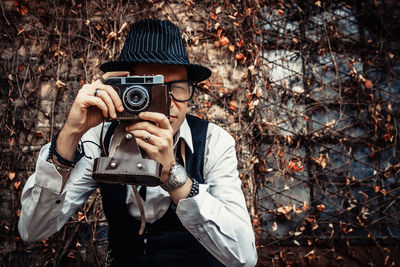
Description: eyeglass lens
xmin=170 ymin=81 xmax=194 ymax=101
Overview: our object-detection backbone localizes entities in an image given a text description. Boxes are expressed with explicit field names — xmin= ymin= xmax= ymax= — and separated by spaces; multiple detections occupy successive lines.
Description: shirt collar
xmin=174 ymin=118 xmax=194 ymax=153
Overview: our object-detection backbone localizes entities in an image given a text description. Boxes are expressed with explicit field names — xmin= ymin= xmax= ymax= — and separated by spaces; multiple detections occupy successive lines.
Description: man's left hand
xmin=125 ymin=111 xmax=175 ymax=183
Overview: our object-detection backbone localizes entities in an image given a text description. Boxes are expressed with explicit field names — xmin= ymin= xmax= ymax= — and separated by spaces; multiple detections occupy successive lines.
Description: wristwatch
xmin=161 ymin=163 xmax=187 ymax=192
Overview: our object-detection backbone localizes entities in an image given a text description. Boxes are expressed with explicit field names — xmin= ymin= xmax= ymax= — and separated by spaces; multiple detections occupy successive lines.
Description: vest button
xmin=144 ymin=238 xmax=147 ymax=244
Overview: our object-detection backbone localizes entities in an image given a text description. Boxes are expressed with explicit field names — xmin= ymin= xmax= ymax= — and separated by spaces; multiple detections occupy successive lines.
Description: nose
xmin=170 ymin=97 xmax=177 ymax=109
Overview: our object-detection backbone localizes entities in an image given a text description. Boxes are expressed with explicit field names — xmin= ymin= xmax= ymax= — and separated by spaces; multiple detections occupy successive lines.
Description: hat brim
xmin=100 ymin=60 xmax=211 ymax=83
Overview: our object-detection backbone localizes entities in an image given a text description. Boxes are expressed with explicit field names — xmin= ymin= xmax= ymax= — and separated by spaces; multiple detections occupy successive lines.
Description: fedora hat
xmin=100 ymin=19 xmax=212 ymax=83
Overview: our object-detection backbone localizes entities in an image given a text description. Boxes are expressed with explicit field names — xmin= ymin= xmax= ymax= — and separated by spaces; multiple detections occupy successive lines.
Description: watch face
xmin=172 ymin=165 xmax=187 ymax=183
xmin=163 ymin=164 xmax=187 ymax=191
xmin=175 ymin=172 xmax=187 ymax=184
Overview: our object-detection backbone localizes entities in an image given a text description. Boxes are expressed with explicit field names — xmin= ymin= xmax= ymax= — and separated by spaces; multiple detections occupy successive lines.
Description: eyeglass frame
xmin=164 ymin=80 xmax=197 ymax=102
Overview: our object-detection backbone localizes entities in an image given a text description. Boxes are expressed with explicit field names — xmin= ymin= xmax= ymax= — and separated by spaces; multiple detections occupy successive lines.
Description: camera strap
xmin=115 ymin=122 xmax=149 ymax=235
xmin=180 ymin=138 xmax=186 ymax=168
xmin=108 ymin=122 xmax=129 ymax=158
xmin=94 ymin=121 xmax=165 ymax=235
xmin=99 ymin=120 xmax=107 ymax=157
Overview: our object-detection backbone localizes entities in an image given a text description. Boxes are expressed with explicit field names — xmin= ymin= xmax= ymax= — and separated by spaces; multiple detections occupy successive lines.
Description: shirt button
xmin=144 ymin=238 xmax=147 ymax=244
xmin=55 ymin=200 xmax=61 ymax=204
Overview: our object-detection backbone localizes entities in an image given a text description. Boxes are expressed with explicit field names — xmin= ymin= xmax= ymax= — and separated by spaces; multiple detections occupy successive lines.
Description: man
xmin=18 ymin=19 xmax=257 ymax=266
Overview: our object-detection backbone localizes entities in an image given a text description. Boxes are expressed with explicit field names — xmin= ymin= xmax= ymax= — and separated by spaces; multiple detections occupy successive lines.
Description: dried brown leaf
xmin=210 ymin=13 xmax=218 ymax=21
xmin=9 ymin=172 xmax=16 ymax=180
xmin=364 ymin=79 xmax=374 ymax=88
xmin=314 ymin=154 xmax=327 ymax=169
xmin=217 ymin=29 xmax=222 ymax=38
xmin=252 ymin=217 xmax=259 ymax=227
xmin=77 ymin=211 xmax=84 ymax=221
xmin=20 ymin=5 xmax=28 ymax=16
xmin=316 ymin=204 xmax=326 ymax=212
xmin=276 ymin=9 xmax=284 ymax=17
xmin=230 ymin=101 xmax=237 ymax=111
xmin=14 ymin=181 xmax=21 ymax=190
xmin=235 ymin=53 xmax=244 ymax=61
xmin=246 ymin=8 xmax=252 ymax=16
xmin=373 ymin=184 xmax=380 ymax=192
xmin=220 ymin=36 xmax=229 ymax=47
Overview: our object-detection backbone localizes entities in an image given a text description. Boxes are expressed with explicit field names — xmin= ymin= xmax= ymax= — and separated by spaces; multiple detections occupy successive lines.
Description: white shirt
xmin=18 ymin=118 xmax=257 ymax=266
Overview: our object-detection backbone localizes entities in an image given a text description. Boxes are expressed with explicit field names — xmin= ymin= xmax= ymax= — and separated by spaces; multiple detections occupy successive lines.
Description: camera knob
xmin=126 ymin=133 xmax=133 ymax=140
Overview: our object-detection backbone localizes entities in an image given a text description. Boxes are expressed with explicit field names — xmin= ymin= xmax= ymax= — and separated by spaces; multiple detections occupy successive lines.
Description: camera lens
xmin=122 ymin=85 xmax=150 ymax=113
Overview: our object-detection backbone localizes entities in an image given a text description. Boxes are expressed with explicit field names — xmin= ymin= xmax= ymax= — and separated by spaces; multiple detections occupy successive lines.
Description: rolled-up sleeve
xmin=176 ymin=123 xmax=258 ymax=266
xmin=18 ymin=127 xmax=101 ymax=242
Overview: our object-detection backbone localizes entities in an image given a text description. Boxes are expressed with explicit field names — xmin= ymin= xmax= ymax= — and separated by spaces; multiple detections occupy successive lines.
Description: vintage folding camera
xmin=105 ymin=75 xmax=170 ymax=121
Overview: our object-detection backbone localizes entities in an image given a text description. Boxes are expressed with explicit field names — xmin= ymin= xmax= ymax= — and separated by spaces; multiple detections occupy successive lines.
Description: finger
xmin=126 ymin=121 xmax=161 ymax=136
xmin=130 ymin=129 xmax=158 ymax=145
xmin=95 ymin=90 xmax=117 ymax=118
xmin=135 ymin=137 xmax=158 ymax=158
xmin=139 ymin=111 xmax=172 ymax=130
xmin=84 ymin=95 xmax=109 ymax=117
xmin=93 ymin=84 xmax=124 ymax=112
xmin=102 ymin=71 xmax=130 ymax=80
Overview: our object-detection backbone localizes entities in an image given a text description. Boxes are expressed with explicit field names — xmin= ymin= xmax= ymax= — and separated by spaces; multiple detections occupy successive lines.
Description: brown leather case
xmin=92 ymin=131 xmax=163 ymax=186
xmin=114 ymin=84 xmax=170 ymax=121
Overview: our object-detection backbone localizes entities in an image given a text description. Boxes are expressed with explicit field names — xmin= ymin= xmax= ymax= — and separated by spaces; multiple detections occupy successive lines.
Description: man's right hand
xmin=64 ymin=71 xmax=129 ymax=136
xmin=56 ymin=71 xmax=129 ymax=162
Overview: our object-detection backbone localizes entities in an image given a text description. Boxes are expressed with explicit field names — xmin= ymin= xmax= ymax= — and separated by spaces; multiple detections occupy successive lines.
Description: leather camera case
xmin=92 ymin=128 xmax=163 ymax=186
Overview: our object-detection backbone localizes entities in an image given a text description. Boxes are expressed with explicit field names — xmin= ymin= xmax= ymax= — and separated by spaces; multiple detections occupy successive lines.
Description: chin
xmin=170 ymin=118 xmax=184 ymax=134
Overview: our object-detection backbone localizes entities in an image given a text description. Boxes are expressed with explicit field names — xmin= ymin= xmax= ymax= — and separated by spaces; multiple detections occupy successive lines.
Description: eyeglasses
xmin=164 ymin=80 xmax=197 ymax=102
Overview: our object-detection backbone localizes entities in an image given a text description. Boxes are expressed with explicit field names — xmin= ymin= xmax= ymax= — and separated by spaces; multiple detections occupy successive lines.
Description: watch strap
xmin=186 ymin=178 xmax=199 ymax=198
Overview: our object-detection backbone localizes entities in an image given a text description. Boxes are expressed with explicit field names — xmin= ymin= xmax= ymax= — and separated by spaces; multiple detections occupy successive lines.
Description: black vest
xmin=100 ymin=115 xmax=224 ymax=267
